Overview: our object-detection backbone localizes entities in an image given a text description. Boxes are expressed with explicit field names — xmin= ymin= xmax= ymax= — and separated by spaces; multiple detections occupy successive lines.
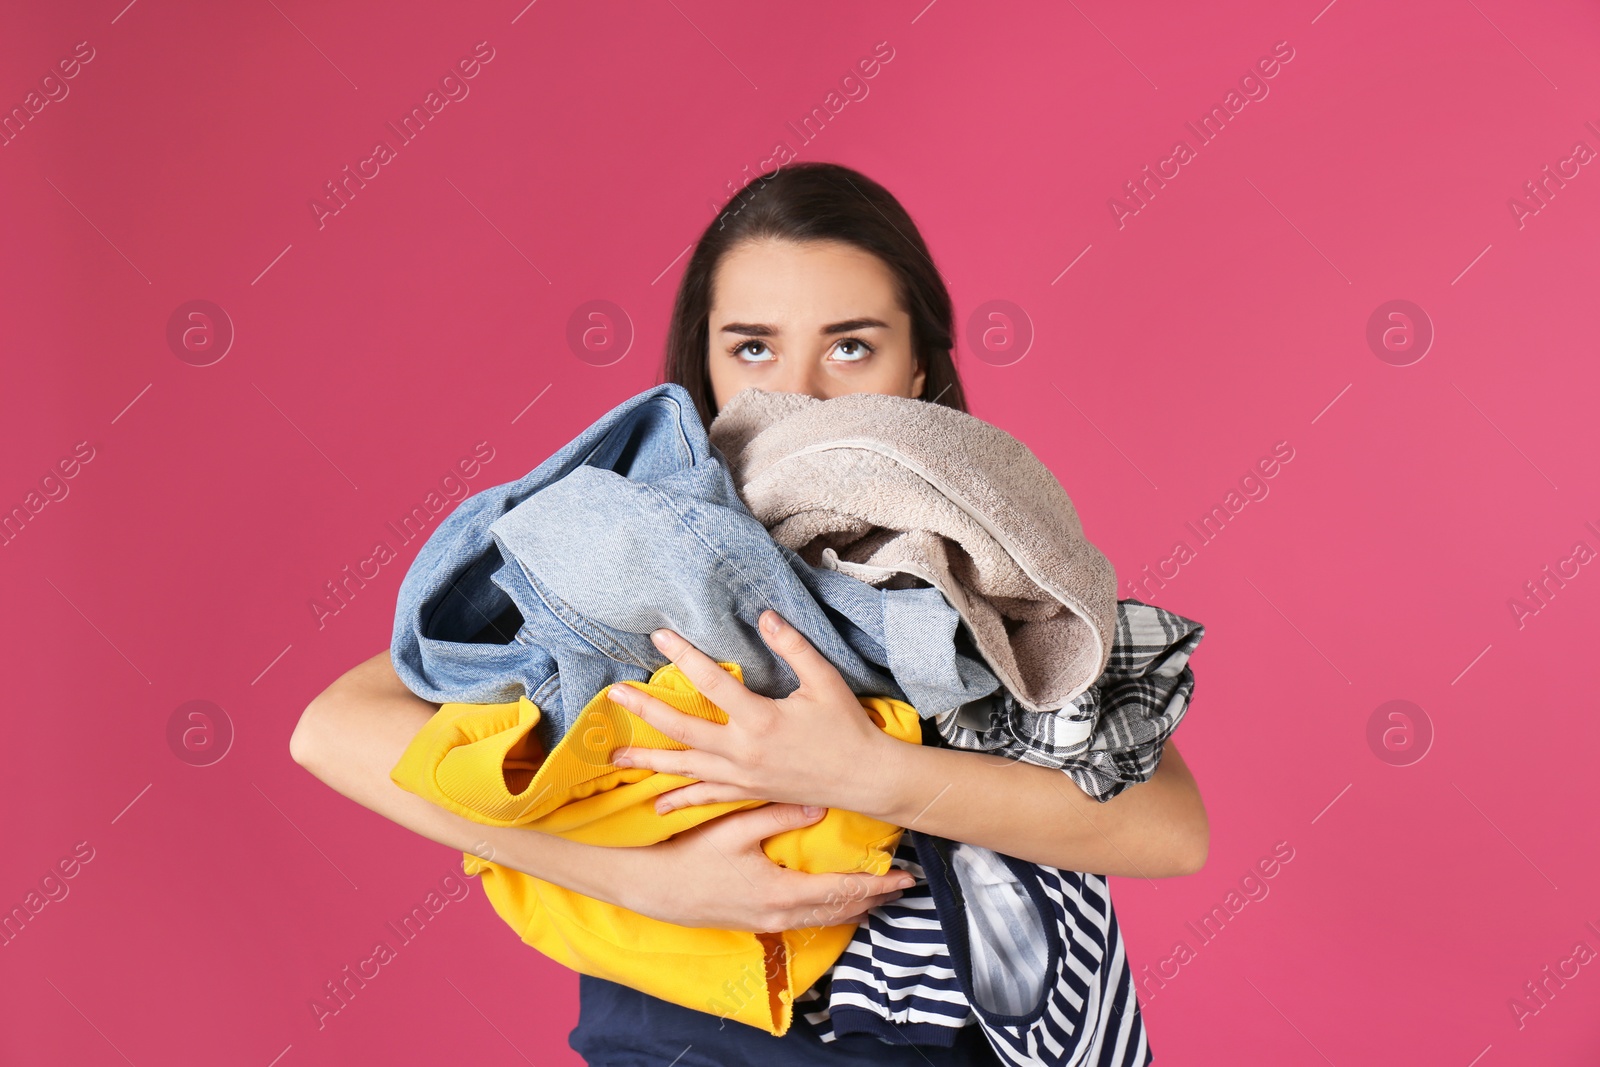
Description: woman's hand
xmin=291 ymin=648 xmax=914 ymax=931
xmin=616 ymin=801 xmax=915 ymax=931
xmin=605 ymin=609 xmax=898 ymax=817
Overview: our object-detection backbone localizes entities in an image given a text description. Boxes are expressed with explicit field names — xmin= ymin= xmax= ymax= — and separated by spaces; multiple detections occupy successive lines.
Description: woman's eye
xmin=733 ymin=338 xmax=874 ymax=362
xmin=833 ymin=338 xmax=874 ymax=361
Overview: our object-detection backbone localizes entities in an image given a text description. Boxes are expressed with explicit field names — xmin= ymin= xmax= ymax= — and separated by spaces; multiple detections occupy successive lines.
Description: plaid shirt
xmin=933 ymin=597 xmax=1205 ymax=802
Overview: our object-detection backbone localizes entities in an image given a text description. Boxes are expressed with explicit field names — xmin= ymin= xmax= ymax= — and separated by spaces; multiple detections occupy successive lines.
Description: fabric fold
xmin=390 ymin=383 xmax=1004 ymax=762
xmin=709 ymin=385 xmax=1120 ymax=712
xmin=390 ymin=658 xmax=923 ymax=1037
xmin=933 ymin=599 xmax=1205 ymax=801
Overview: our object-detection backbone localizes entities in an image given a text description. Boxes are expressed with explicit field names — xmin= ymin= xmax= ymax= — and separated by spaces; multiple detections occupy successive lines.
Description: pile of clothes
xmin=387 ymin=382 xmax=1204 ymax=1067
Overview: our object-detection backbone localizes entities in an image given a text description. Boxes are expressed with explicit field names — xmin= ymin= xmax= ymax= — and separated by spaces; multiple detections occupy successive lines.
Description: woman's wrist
xmin=864 ymin=734 xmax=947 ymax=825
xmin=836 ymin=727 xmax=916 ymax=819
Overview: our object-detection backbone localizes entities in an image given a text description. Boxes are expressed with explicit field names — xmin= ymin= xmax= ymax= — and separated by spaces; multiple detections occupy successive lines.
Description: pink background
xmin=3 ymin=0 xmax=1597 ymax=1063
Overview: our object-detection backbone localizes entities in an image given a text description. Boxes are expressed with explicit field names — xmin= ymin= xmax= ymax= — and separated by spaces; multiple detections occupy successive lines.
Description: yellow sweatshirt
xmin=389 ymin=659 xmax=921 ymax=1035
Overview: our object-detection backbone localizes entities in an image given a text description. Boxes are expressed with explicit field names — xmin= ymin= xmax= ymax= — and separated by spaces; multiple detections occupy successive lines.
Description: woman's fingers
xmin=756 ymin=610 xmax=850 ymax=700
xmin=609 ymin=738 xmax=734 ymax=785
xmin=608 ymin=742 xmax=745 ymax=783
xmin=706 ymin=799 xmax=826 ymax=839
xmin=606 ymin=680 xmax=724 ymax=757
xmin=778 ymin=874 xmax=910 ymax=931
xmin=653 ymin=779 xmax=749 ymax=814
xmin=694 ymin=803 xmax=919 ymax=930
xmin=645 ymin=628 xmax=763 ymax=719
xmin=712 ymin=804 xmax=915 ymax=891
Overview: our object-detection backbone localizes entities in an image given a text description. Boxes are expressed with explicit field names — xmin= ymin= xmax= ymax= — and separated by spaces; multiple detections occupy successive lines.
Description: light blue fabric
xmin=390 ymin=382 xmax=1003 ymax=757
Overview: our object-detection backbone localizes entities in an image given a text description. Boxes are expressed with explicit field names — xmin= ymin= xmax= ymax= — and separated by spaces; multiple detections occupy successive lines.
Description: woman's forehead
xmin=710 ymin=241 xmax=903 ymax=327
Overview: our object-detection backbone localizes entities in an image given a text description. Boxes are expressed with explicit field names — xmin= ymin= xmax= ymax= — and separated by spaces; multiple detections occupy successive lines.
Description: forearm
xmin=289 ymin=651 xmax=637 ymax=907
xmin=865 ymin=736 xmax=1208 ymax=878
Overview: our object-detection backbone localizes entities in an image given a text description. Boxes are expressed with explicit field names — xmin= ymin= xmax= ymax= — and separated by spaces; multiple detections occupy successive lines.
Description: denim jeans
xmin=391 ymin=383 xmax=1003 ymax=757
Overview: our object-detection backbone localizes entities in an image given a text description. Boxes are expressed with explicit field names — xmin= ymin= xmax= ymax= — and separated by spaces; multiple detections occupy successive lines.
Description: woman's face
xmin=707 ymin=237 xmax=927 ymax=412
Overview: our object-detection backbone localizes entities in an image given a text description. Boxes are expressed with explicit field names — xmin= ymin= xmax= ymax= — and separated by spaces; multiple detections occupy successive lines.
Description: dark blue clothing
xmin=570 ymin=974 xmax=1005 ymax=1066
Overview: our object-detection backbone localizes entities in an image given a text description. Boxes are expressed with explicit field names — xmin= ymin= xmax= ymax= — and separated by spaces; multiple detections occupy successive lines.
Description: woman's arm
xmin=870 ymin=736 xmax=1207 ymax=878
xmin=609 ymin=613 xmax=1209 ymax=879
xmin=288 ymin=650 xmax=916 ymax=932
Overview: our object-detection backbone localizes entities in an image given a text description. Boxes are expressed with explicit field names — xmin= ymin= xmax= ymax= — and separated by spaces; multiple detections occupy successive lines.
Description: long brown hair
xmin=658 ymin=161 xmax=969 ymax=430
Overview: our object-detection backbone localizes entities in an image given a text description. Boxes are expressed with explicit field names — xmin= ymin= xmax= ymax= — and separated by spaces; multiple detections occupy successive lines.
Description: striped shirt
xmin=795 ymin=599 xmax=1203 ymax=1066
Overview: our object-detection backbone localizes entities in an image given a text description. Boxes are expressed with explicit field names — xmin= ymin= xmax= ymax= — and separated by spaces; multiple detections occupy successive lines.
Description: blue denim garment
xmin=390 ymin=383 xmax=1003 ymax=757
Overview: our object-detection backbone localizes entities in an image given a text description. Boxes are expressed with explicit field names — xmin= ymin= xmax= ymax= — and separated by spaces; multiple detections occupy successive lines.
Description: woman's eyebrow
xmin=716 ymin=317 xmax=891 ymax=336
xmin=819 ymin=317 xmax=889 ymax=334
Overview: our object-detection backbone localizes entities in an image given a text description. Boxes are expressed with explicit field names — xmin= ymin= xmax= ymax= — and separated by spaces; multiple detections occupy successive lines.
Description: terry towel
xmin=709 ymin=386 xmax=1118 ymax=713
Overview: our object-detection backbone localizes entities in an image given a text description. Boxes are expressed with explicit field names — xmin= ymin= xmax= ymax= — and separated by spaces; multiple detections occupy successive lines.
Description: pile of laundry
xmin=386 ymin=382 xmax=1204 ymax=1067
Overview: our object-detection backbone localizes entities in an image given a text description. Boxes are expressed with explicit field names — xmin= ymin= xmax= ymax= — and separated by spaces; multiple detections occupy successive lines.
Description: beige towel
xmin=709 ymin=387 xmax=1118 ymax=712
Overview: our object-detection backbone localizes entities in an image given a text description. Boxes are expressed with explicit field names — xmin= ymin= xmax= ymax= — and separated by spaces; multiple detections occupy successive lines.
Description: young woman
xmin=291 ymin=162 xmax=1208 ymax=1066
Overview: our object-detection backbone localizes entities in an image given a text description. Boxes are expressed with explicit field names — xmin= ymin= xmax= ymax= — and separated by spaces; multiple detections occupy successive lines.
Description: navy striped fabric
xmin=798 ymin=835 xmax=975 ymax=1038
xmin=796 ymin=833 xmax=1153 ymax=1067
